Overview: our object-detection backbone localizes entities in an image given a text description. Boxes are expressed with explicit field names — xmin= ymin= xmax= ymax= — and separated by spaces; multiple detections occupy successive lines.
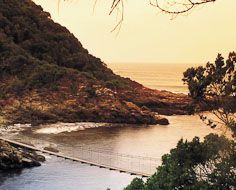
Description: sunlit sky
xmin=33 ymin=0 xmax=236 ymax=64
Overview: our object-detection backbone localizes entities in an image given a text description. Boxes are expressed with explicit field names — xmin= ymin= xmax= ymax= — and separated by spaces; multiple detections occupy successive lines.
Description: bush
xmin=26 ymin=64 xmax=66 ymax=89
xmin=124 ymin=178 xmax=145 ymax=190
xmin=105 ymin=79 xmax=128 ymax=89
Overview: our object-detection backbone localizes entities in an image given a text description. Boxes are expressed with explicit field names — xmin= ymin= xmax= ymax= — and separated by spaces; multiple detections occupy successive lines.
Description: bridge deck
xmin=0 ymin=137 xmax=151 ymax=177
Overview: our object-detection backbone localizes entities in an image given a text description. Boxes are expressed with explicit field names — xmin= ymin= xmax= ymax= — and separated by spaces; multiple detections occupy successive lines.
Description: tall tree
xmin=183 ymin=52 xmax=236 ymax=137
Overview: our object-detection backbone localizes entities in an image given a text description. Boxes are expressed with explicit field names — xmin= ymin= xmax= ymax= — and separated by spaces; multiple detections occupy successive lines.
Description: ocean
xmin=108 ymin=63 xmax=201 ymax=94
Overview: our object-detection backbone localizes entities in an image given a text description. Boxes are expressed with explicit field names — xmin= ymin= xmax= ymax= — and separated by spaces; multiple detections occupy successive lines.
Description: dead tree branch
xmin=108 ymin=0 xmax=216 ymax=31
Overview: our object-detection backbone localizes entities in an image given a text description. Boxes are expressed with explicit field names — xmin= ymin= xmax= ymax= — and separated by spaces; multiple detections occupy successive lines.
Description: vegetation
xmin=125 ymin=53 xmax=235 ymax=189
xmin=124 ymin=178 xmax=144 ymax=190
xmin=183 ymin=52 xmax=236 ymax=136
xmin=2 ymin=0 xmax=186 ymax=126
xmin=1 ymin=0 xmax=194 ymax=126
xmin=0 ymin=0 xmax=128 ymax=92
xmin=183 ymin=53 xmax=235 ymax=100
xmin=125 ymin=134 xmax=235 ymax=190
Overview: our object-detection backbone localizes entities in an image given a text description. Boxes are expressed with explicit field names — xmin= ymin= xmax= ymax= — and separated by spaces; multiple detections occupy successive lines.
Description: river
xmin=0 ymin=115 xmax=218 ymax=190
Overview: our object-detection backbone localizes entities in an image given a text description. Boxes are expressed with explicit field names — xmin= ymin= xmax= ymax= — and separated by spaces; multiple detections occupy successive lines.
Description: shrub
xmin=26 ymin=64 xmax=66 ymax=89
xmin=124 ymin=178 xmax=145 ymax=190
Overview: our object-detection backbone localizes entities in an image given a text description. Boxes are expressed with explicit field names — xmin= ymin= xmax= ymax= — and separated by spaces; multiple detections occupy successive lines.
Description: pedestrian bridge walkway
xmin=0 ymin=137 xmax=161 ymax=177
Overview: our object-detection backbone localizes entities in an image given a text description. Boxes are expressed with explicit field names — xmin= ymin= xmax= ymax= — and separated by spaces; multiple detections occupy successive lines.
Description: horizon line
xmin=106 ymin=62 xmax=204 ymax=65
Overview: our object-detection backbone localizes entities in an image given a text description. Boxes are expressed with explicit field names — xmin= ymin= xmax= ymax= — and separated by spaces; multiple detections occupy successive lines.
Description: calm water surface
xmin=0 ymin=156 xmax=134 ymax=190
xmin=0 ymin=115 xmax=218 ymax=190
xmin=108 ymin=63 xmax=201 ymax=93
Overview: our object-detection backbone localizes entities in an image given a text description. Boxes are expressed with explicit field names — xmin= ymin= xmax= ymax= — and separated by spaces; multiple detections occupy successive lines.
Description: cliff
xmin=0 ymin=0 xmax=193 ymax=126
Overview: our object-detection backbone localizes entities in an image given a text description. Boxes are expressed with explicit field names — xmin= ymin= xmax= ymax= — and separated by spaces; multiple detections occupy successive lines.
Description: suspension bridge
xmin=0 ymin=137 xmax=161 ymax=177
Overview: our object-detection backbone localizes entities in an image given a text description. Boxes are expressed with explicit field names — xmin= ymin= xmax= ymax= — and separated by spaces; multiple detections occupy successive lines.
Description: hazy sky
xmin=33 ymin=0 xmax=236 ymax=64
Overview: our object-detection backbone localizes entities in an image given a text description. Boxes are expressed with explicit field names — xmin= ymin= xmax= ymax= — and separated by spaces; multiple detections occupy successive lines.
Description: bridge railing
xmin=7 ymin=135 xmax=162 ymax=176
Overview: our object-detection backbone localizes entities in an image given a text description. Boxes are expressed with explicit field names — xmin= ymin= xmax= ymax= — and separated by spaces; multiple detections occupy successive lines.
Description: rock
xmin=156 ymin=117 xmax=169 ymax=125
xmin=22 ymin=158 xmax=41 ymax=167
xmin=35 ymin=154 xmax=46 ymax=162
xmin=0 ymin=140 xmax=45 ymax=170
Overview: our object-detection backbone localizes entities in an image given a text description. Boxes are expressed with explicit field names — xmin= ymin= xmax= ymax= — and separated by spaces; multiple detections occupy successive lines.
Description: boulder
xmin=22 ymin=158 xmax=41 ymax=167
xmin=156 ymin=117 xmax=169 ymax=125
xmin=35 ymin=154 xmax=46 ymax=162
xmin=0 ymin=140 xmax=45 ymax=170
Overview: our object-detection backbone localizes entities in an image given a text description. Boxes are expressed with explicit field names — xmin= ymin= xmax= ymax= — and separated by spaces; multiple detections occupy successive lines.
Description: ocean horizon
xmin=108 ymin=63 xmax=202 ymax=94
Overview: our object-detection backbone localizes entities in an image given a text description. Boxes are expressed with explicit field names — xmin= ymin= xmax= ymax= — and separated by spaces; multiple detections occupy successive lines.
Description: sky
xmin=33 ymin=0 xmax=236 ymax=64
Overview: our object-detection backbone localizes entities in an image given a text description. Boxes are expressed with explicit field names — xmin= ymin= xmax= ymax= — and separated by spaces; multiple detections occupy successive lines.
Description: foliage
xmin=124 ymin=178 xmax=145 ymax=190
xmin=125 ymin=134 xmax=236 ymax=190
xmin=183 ymin=53 xmax=236 ymax=99
xmin=26 ymin=64 xmax=66 ymax=89
xmin=183 ymin=52 xmax=236 ymax=136
xmin=105 ymin=78 xmax=128 ymax=89
xmin=0 ymin=0 xmax=124 ymax=94
xmin=125 ymin=53 xmax=235 ymax=190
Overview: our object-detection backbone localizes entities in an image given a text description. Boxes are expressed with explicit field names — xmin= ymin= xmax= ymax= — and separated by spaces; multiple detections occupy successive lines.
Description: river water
xmin=0 ymin=115 xmax=219 ymax=190
xmin=0 ymin=63 xmax=219 ymax=190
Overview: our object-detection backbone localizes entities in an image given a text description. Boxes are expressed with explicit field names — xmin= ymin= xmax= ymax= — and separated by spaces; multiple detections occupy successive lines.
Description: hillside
xmin=0 ymin=0 xmax=193 ymax=126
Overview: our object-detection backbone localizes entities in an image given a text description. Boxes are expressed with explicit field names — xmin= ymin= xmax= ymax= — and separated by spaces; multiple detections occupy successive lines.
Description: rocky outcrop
xmin=0 ymin=140 xmax=45 ymax=170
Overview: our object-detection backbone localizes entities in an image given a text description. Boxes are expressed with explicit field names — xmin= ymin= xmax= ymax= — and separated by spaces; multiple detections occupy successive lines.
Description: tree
xmin=182 ymin=52 xmax=236 ymax=137
xmin=124 ymin=178 xmax=145 ymax=190
xmin=125 ymin=53 xmax=235 ymax=190
xmin=124 ymin=134 xmax=236 ymax=190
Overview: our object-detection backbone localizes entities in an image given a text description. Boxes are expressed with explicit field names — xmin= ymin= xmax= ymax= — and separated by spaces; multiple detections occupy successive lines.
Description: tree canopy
xmin=183 ymin=52 xmax=236 ymax=137
xmin=125 ymin=134 xmax=236 ymax=190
